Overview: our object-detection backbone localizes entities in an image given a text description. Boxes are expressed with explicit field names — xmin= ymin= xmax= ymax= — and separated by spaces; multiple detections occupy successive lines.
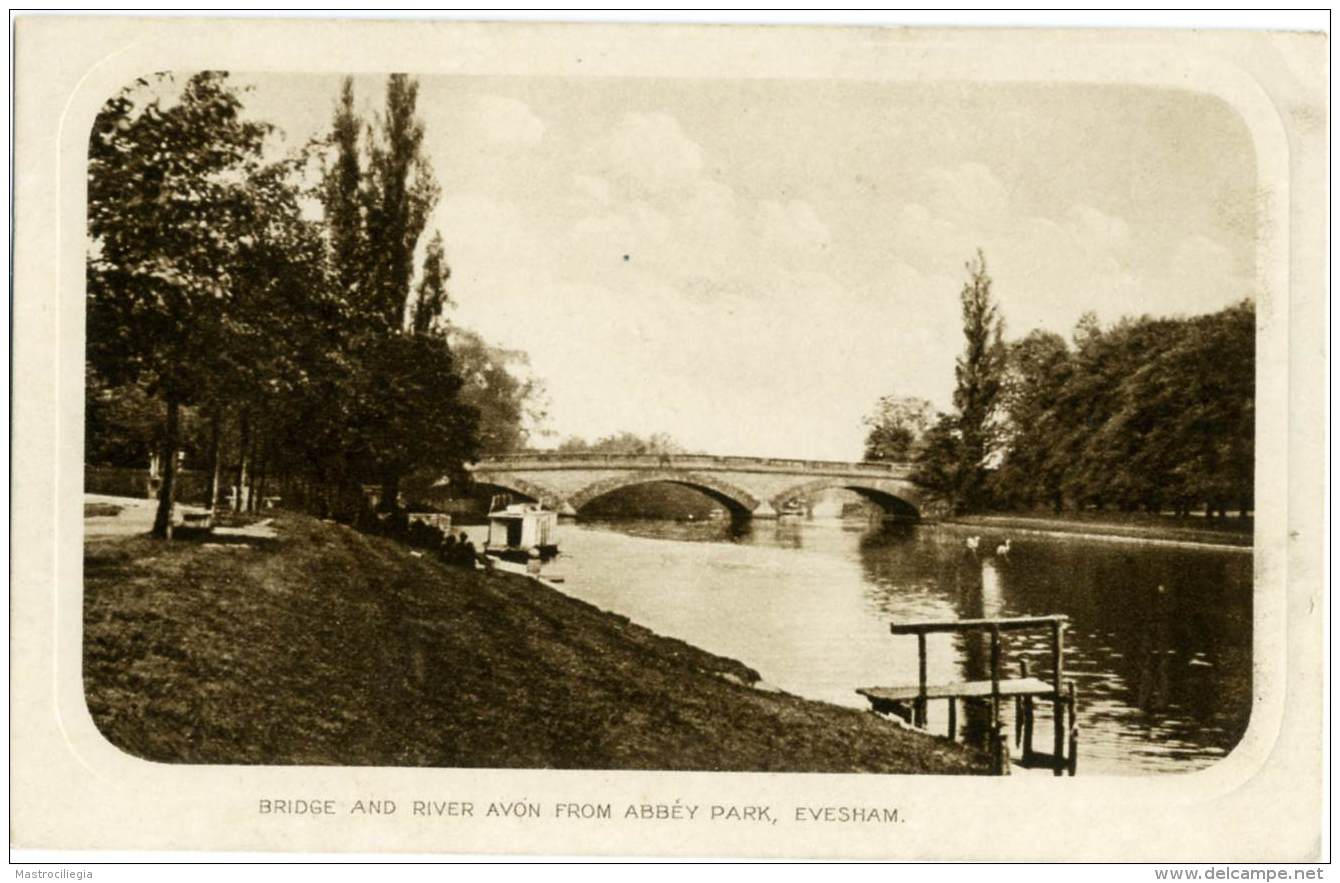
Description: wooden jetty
xmin=857 ymin=614 xmax=1078 ymax=776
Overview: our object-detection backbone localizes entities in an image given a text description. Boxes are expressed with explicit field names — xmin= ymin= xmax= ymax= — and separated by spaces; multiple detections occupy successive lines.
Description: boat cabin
xmin=486 ymin=502 xmax=559 ymax=558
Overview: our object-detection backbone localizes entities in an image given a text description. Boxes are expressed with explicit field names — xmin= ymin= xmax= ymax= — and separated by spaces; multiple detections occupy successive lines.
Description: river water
xmin=543 ymin=517 xmax=1252 ymax=776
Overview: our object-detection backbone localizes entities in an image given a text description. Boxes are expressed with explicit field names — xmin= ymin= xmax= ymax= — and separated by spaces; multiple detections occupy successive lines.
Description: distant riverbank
xmin=940 ymin=512 xmax=1252 ymax=550
xmin=83 ymin=505 xmax=988 ymax=773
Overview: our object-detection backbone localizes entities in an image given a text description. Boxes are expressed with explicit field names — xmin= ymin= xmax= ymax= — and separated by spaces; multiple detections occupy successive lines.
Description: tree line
xmin=864 ymin=251 xmax=1254 ymax=520
xmin=87 ymin=72 xmax=539 ymax=537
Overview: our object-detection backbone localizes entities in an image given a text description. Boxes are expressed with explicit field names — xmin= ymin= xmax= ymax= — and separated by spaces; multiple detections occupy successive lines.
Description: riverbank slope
xmin=84 ymin=508 xmax=987 ymax=773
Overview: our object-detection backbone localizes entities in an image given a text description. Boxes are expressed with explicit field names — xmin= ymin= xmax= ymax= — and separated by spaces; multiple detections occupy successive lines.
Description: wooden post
xmin=947 ymin=698 xmax=957 ymax=741
xmin=1022 ymin=654 xmax=1036 ymax=765
xmin=1067 ymin=681 xmax=1079 ymax=776
xmin=989 ymin=625 xmax=1001 ymax=733
xmin=916 ymin=632 xmax=928 ymax=727
xmin=996 ymin=722 xmax=1011 ymax=775
xmin=1015 ymin=658 xmax=1029 ymax=747
xmin=1023 ymin=696 xmax=1035 ymax=765
xmin=1051 ymin=620 xmax=1065 ymax=776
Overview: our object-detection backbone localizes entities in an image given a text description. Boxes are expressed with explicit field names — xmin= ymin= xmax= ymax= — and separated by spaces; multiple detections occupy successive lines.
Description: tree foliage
xmin=362 ymin=74 xmax=439 ymax=331
xmin=862 ymin=394 xmax=934 ymax=462
xmin=450 ymin=328 xmax=547 ymax=453
xmin=557 ymin=432 xmax=688 ymax=455
xmin=87 ymin=72 xmax=272 ymax=535
xmin=991 ymin=301 xmax=1255 ymax=518
xmin=910 ymin=250 xmax=1006 ymax=514
xmin=85 ymin=71 xmax=506 ymax=534
xmin=893 ymin=249 xmax=1253 ymax=520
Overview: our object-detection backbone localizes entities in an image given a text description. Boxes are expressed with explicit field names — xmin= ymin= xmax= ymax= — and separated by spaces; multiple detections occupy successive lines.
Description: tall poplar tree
xmin=912 ymin=250 xmax=1006 ymax=514
xmin=950 ymin=250 xmax=1006 ymax=511
xmin=324 ymin=78 xmax=365 ymax=305
xmin=364 ymin=73 xmax=439 ymax=331
xmin=316 ymin=75 xmax=476 ymax=510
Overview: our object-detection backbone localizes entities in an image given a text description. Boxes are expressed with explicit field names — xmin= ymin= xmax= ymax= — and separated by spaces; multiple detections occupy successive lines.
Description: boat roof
xmin=488 ymin=503 xmax=555 ymax=519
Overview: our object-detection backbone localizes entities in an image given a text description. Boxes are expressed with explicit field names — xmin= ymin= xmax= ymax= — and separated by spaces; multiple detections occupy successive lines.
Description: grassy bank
xmin=84 ymin=510 xmax=986 ymax=773
xmin=943 ymin=511 xmax=1252 ymax=548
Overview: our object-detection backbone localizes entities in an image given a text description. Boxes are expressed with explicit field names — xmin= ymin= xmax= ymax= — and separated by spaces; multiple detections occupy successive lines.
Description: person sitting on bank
xmin=440 ymin=534 xmax=459 ymax=564
xmin=458 ymin=533 xmax=495 ymax=572
xmin=458 ymin=533 xmax=479 ymax=569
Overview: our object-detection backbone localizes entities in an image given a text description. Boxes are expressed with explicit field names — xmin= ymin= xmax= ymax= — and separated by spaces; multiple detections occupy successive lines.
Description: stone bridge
xmin=466 ymin=452 xmax=924 ymax=520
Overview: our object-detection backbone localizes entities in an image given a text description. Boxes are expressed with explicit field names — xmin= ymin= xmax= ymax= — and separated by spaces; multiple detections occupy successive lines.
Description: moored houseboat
xmin=485 ymin=500 xmax=560 ymax=561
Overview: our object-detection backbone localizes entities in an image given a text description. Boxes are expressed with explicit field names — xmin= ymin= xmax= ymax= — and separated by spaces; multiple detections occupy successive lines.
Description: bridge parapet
xmin=471 ymin=451 xmax=914 ymax=480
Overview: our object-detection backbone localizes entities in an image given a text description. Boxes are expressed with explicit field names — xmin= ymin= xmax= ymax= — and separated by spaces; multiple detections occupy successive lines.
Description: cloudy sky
xmin=233 ymin=72 xmax=1257 ymax=460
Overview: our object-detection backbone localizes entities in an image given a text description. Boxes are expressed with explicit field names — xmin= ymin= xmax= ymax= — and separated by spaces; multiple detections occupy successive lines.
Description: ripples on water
xmin=547 ymin=517 xmax=1252 ymax=775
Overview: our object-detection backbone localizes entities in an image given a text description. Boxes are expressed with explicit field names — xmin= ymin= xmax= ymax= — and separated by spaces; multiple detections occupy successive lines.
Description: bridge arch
xmin=469 ymin=472 xmax=576 ymax=515
xmin=769 ymin=477 xmax=922 ymax=520
xmin=567 ymin=471 xmax=760 ymax=518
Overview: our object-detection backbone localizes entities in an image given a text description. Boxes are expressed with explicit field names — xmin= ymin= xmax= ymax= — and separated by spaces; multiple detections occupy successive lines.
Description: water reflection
xmin=559 ymin=517 xmax=1251 ymax=774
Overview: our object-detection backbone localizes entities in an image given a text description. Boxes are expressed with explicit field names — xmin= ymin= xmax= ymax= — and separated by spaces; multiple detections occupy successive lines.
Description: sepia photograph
xmin=82 ymin=65 xmax=1257 ymax=778
xmin=11 ymin=12 xmax=1327 ymax=862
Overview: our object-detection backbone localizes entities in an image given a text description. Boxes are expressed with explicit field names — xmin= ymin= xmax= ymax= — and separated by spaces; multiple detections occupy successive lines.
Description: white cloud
xmin=466 ymin=95 xmax=544 ymax=147
xmin=601 ymin=112 xmax=704 ymax=195
xmin=1159 ymin=234 xmax=1252 ymax=315
xmin=921 ymin=162 xmax=1012 ymax=228
xmin=878 ymin=163 xmax=1229 ymax=338
xmin=759 ymin=199 xmax=831 ymax=257
xmin=433 ymin=119 xmax=1250 ymax=457
xmin=1065 ymin=204 xmax=1132 ymax=258
xmin=571 ymin=173 xmax=612 ymax=206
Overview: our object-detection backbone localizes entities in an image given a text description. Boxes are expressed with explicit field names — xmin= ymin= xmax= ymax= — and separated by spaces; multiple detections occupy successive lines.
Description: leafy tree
xmin=911 ymin=250 xmax=1005 ymax=514
xmin=323 ymin=78 xmax=365 ymax=304
xmin=910 ymin=414 xmax=965 ymax=507
xmin=451 ymin=328 xmax=547 ymax=453
xmin=84 ymin=373 xmax=165 ymax=468
xmin=411 ymin=232 xmax=451 ymax=335
xmin=87 ymin=71 xmax=270 ymax=537
xmin=990 ymin=330 xmax=1071 ymax=510
xmin=221 ymin=154 xmax=334 ymax=512
xmin=557 ymin=432 xmax=687 ymax=455
xmin=1111 ymin=301 xmax=1254 ymax=518
xmin=862 ymin=394 xmax=934 ymax=461
xmin=355 ymin=332 xmax=478 ymax=506
xmin=979 ymin=301 xmax=1254 ymax=519
xmin=950 ymin=250 xmax=1006 ymax=510
xmin=363 ymin=73 xmax=439 ymax=331
xmin=315 ymin=75 xmax=476 ymax=510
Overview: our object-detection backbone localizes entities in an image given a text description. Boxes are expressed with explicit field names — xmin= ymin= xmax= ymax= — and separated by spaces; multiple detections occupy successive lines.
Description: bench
xmin=178 ymin=510 xmax=214 ymax=532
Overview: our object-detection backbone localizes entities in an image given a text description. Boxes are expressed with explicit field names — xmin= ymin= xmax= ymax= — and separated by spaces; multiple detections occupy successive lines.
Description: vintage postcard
xmin=10 ymin=15 xmax=1328 ymax=860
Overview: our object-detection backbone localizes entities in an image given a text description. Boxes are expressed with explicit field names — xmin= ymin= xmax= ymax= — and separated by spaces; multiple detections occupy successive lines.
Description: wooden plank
xmin=857 ymin=677 xmax=1055 ymax=703
xmin=889 ymin=615 xmax=1069 ymax=635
